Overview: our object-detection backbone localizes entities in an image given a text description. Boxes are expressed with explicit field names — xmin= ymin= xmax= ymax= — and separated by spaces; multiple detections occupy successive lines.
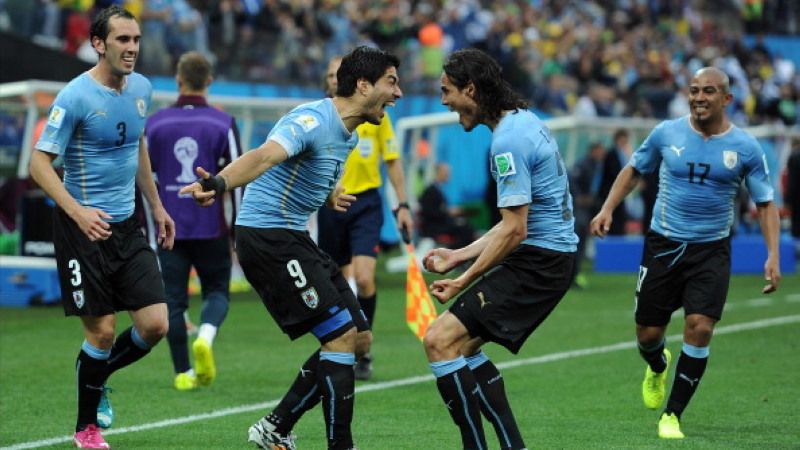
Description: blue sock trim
xmin=429 ymin=356 xmax=467 ymax=378
xmin=638 ymin=338 xmax=665 ymax=352
xmin=131 ymin=327 xmax=151 ymax=350
xmin=290 ymin=385 xmax=318 ymax=414
xmin=320 ymin=351 xmax=355 ymax=365
xmin=325 ymin=375 xmax=336 ymax=439
xmin=81 ymin=340 xmax=111 ymax=360
xmin=475 ymin=386 xmax=511 ymax=448
xmin=454 ymin=372 xmax=485 ymax=450
xmin=465 ymin=351 xmax=490 ymax=370
xmin=682 ymin=342 xmax=709 ymax=358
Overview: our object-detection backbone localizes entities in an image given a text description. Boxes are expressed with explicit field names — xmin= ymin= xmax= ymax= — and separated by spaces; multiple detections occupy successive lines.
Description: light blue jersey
xmin=35 ymin=72 xmax=152 ymax=222
xmin=630 ymin=116 xmax=773 ymax=242
xmin=237 ymin=99 xmax=358 ymax=230
xmin=490 ymin=109 xmax=578 ymax=253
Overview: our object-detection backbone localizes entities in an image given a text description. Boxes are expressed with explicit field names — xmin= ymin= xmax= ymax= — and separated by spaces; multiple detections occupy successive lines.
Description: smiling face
xmin=440 ymin=73 xmax=481 ymax=132
xmin=361 ymin=66 xmax=402 ymax=125
xmin=688 ymin=69 xmax=732 ymax=129
xmin=94 ymin=16 xmax=140 ymax=77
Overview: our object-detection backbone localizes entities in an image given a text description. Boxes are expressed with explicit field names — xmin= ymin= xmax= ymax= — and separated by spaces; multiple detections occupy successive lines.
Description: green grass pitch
xmin=1 ymin=259 xmax=798 ymax=449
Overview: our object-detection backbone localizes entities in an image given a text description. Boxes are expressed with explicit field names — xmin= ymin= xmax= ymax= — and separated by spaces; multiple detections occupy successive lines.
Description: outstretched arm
xmin=590 ymin=165 xmax=641 ymax=238
xmin=179 ymin=140 xmax=290 ymax=206
xmin=755 ymin=200 xmax=781 ymax=294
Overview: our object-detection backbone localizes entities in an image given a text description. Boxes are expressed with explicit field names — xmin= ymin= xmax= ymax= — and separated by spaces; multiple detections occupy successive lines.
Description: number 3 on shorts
xmin=287 ymin=259 xmax=307 ymax=288
xmin=68 ymin=259 xmax=82 ymax=287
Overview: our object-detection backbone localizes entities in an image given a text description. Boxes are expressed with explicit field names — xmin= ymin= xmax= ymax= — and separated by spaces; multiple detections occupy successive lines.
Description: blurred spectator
xmin=3 ymin=0 xmax=800 ymax=128
xmin=599 ymin=129 xmax=633 ymax=235
xmin=419 ymin=162 xmax=475 ymax=249
xmin=569 ymin=141 xmax=606 ymax=287
xmin=788 ymin=143 xmax=800 ymax=238
xmin=139 ymin=0 xmax=172 ymax=74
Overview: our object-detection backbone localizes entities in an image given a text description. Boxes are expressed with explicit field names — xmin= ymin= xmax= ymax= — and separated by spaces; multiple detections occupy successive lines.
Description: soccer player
xmin=179 ymin=46 xmax=402 ymax=450
xmin=422 ymin=48 xmax=578 ymax=450
xmin=28 ymin=6 xmax=175 ymax=449
xmin=145 ymin=51 xmax=242 ymax=391
xmin=590 ymin=67 xmax=781 ymax=439
xmin=317 ymin=55 xmax=414 ymax=380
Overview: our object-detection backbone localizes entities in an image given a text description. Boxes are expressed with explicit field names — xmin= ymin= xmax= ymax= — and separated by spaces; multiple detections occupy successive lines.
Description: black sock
xmin=318 ymin=353 xmax=355 ymax=450
xmin=468 ymin=354 xmax=525 ymax=450
xmin=107 ymin=327 xmax=151 ymax=377
xmin=358 ymin=294 xmax=376 ymax=327
xmin=638 ymin=339 xmax=667 ymax=373
xmin=167 ymin=307 xmax=190 ymax=373
xmin=665 ymin=350 xmax=708 ymax=417
xmin=431 ymin=360 xmax=487 ymax=450
xmin=76 ymin=347 xmax=110 ymax=431
xmin=269 ymin=350 xmax=321 ymax=434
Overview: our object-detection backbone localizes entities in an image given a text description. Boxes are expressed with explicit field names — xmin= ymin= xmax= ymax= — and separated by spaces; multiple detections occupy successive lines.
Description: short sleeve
xmin=630 ymin=123 xmax=664 ymax=174
xmin=35 ymin=92 xmax=81 ymax=155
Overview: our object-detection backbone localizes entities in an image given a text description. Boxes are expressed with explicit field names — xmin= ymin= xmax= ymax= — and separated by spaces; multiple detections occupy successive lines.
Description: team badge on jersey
xmin=494 ymin=152 xmax=517 ymax=176
xmin=72 ymin=290 xmax=85 ymax=309
xmin=48 ymin=106 xmax=66 ymax=129
xmin=301 ymin=287 xmax=319 ymax=309
xmin=722 ymin=150 xmax=738 ymax=169
xmin=294 ymin=115 xmax=320 ymax=132
xmin=136 ymin=98 xmax=147 ymax=118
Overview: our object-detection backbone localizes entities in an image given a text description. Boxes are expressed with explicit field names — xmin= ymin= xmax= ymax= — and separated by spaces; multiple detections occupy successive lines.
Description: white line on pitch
xmin=3 ymin=314 xmax=799 ymax=450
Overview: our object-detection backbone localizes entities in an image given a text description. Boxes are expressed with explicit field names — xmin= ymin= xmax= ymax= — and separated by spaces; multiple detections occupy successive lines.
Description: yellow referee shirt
xmin=340 ymin=114 xmax=399 ymax=195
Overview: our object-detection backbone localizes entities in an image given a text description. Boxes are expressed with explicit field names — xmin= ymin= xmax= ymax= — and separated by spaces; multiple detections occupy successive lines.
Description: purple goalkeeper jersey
xmin=145 ymin=95 xmax=242 ymax=240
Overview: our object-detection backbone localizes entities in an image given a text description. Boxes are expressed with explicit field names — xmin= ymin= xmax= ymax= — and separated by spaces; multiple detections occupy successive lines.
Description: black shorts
xmin=53 ymin=207 xmax=165 ymax=316
xmin=235 ymin=226 xmax=369 ymax=341
xmin=635 ymin=231 xmax=731 ymax=326
xmin=317 ymin=188 xmax=384 ymax=266
xmin=449 ymin=245 xmax=575 ymax=354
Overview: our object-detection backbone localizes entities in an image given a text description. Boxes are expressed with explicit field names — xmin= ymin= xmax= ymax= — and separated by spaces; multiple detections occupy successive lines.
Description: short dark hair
xmin=90 ymin=5 xmax=136 ymax=43
xmin=177 ymin=51 xmax=212 ymax=91
xmin=443 ymin=48 xmax=528 ymax=124
xmin=335 ymin=46 xmax=400 ymax=97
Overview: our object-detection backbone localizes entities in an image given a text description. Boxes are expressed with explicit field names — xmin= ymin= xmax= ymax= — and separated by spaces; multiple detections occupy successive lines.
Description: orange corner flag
xmin=405 ymin=243 xmax=437 ymax=341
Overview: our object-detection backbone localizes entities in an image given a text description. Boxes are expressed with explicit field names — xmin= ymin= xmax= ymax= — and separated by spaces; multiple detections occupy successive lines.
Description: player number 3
xmin=68 ymin=259 xmax=82 ymax=287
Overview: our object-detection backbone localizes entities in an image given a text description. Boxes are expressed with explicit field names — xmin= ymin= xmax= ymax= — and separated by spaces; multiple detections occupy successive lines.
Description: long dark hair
xmin=443 ymin=49 xmax=528 ymax=124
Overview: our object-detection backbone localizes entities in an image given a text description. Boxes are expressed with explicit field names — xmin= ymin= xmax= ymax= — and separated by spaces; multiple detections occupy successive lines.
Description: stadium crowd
xmin=1 ymin=0 xmax=798 ymax=126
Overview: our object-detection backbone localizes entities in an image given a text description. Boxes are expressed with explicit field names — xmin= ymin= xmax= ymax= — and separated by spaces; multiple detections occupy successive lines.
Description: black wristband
xmin=396 ymin=202 xmax=410 ymax=210
xmin=198 ymin=175 xmax=227 ymax=196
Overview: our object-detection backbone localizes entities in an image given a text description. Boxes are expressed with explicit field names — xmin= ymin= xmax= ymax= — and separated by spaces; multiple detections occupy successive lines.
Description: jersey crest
xmin=72 ymin=290 xmax=85 ymax=309
xmin=722 ymin=150 xmax=738 ymax=169
xmin=301 ymin=287 xmax=319 ymax=309
xmin=136 ymin=98 xmax=147 ymax=118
